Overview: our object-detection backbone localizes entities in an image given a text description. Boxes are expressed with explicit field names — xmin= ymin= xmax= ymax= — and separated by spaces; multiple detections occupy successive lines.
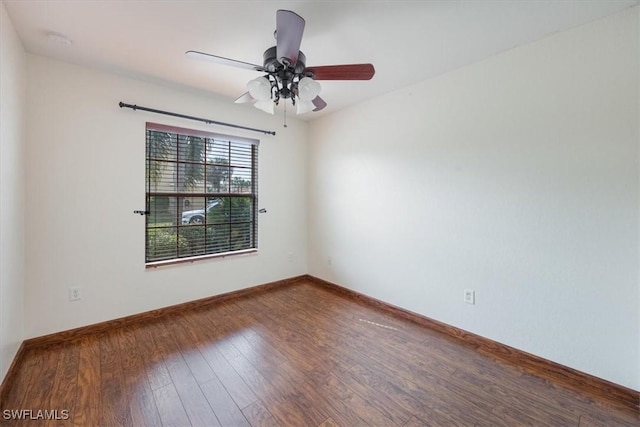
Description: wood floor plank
xmin=177 ymin=312 xmax=259 ymax=410
xmin=1 ymin=348 xmax=39 ymax=411
xmin=272 ymin=359 xmax=366 ymax=427
xmin=99 ymin=330 xmax=132 ymax=426
xmin=199 ymin=376 xmax=251 ymax=427
xmin=149 ymin=319 xmax=221 ymax=427
xmin=131 ymin=321 xmax=173 ymax=392
xmin=167 ymin=314 xmax=218 ymax=385
xmin=315 ymin=357 xmax=415 ymax=426
xmin=152 ymin=383 xmax=191 ymax=427
xmin=402 ymin=415 xmax=442 ymax=427
xmin=451 ymin=366 xmax=580 ymax=425
xmin=115 ymin=326 xmax=162 ymax=427
xmin=44 ymin=342 xmax=80 ymax=427
xmin=1 ymin=349 xmax=40 ymax=416
xmin=225 ymin=352 xmax=319 ymax=426
xmin=307 ymin=366 xmax=402 ymax=427
xmin=74 ymin=336 xmax=102 ymax=426
xmin=578 ymin=410 xmax=640 ymax=427
xmin=235 ymin=295 xmax=336 ymax=372
xmin=198 ymin=343 xmax=258 ymax=408
xmin=3 ymin=278 xmax=636 ymax=427
xmin=241 ymin=401 xmax=279 ymax=427
xmin=318 ymin=417 xmax=339 ymax=427
xmin=1 ymin=346 xmax=66 ymax=426
xmin=344 ymin=361 xmax=474 ymax=426
xmin=208 ymin=303 xmax=289 ymax=374
xmin=17 ymin=346 xmax=62 ymax=412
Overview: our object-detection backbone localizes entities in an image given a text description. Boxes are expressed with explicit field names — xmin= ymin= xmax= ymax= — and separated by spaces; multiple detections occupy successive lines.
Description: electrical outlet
xmin=464 ymin=289 xmax=475 ymax=305
xmin=327 ymin=256 xmax=332 ymax=267
xmin=69 ymin=287 xmax=81 ymax=301
xmin=287 ymin=252 xmax=294 ymax=262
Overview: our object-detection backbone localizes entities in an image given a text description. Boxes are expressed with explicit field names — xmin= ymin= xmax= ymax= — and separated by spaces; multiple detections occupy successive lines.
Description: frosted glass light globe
xmin=247 ymin=77 xmax=272 ymax=101
xmin=297 ymin=77 xmax=321 ymax=101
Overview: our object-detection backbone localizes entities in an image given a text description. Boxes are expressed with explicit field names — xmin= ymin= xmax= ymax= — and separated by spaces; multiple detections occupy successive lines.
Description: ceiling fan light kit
xmin=297 ymin=77 xmax=321 ymax=101
xmin=247 ymin=76 xmax=272 ymax=101
xmin=186 ymin=9 xmax=375 ymax=118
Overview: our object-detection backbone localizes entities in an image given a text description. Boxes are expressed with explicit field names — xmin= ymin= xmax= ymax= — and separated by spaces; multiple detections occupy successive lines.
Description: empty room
xmin=0 ymin=0 xmax=639 ymax=425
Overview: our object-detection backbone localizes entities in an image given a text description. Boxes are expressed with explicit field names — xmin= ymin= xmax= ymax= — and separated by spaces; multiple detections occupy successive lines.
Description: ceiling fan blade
xmin=306 ymin=64 xmax=375 ymax=80
xmin=186 ymin=50 xmax=265 ymax=72
xmin=276 ymin=10 xmax=305 ymax=66
xmin=234 ymin=92 xmax=255 ymax=104
xmin=312 ymin=96 xmax=327 ymax=112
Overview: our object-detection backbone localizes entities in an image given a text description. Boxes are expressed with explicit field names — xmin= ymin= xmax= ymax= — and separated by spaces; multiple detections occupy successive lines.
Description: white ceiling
xmin=4 ymin=0 xmax=638 ymax=120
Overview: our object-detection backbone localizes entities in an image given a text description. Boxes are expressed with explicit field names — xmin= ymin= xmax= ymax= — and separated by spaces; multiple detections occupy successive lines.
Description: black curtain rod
xmin=119 ymin=102 xmax=276 ymax=136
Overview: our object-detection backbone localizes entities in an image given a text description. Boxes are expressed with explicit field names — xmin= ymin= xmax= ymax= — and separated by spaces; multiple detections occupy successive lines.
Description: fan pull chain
xmin=283 ymin=101 xmax=288 ymax=128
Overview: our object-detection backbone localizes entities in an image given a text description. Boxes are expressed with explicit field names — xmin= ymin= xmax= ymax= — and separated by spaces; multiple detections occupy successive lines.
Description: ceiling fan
xmin=186 ymin=9 xmax=375 ymax=115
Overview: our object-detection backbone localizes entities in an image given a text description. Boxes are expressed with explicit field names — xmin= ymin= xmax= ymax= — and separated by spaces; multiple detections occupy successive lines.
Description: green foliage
xmin=179 ymin=136 xmax=205 ymax=190
xmin=149 ymin=196 xmax=169 ymax=212
xmin=147 ymin=131 xmax=173 ymax=187
xmin=146 ymin=228 xmax=187 ymax=261
xmin=229 ymin=223 xmax=252 ymax=250
xmin=148 ymin=132 xmax=208 ymax=192
xmin=206 ymin=197 xmax=252 ymax=224
xmin=208 ymin=157 xmax=232 ymax=192
xmin=229 ymin=197 xmax=252 ymax=222
xmin=179 ymin=226 xmax=207 ymax=256
xmin=170 ymin=197 xmax=254 ymax=256
xmin=205 ymin=223 xmax=252 ymax=253
xmin=147 ymin=196 xmax=173 ymax=226
xmin=232 ymin=176 xmax=251 ymax=192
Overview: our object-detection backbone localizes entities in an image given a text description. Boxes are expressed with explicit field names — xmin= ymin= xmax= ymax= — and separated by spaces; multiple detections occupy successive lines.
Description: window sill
xmin=145 ymin=248 xmax=258 ymax=269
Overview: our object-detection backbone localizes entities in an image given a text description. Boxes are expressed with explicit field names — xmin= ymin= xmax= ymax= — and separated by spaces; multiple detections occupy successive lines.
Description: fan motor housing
xmin=263 ymin=46 xmax=306 ymax=74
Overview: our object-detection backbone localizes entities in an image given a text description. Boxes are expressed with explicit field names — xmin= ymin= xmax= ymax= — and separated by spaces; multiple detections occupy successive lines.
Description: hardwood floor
xmin=1 ymin=280 xmax=638 ymax=426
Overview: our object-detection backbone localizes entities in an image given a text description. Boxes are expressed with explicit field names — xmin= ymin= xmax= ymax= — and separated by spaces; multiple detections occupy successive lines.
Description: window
xmin=145 ymin=123 xmax=258 ymax=265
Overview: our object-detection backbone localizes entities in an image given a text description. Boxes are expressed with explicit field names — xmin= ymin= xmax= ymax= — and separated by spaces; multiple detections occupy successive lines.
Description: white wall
xmin=24 ymin=55 xmax=308 ymax=338
xmin=309 ymin=8 xmax=639 ymax=390
xmin=0 ymin=2 xmax=26 ymax=383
